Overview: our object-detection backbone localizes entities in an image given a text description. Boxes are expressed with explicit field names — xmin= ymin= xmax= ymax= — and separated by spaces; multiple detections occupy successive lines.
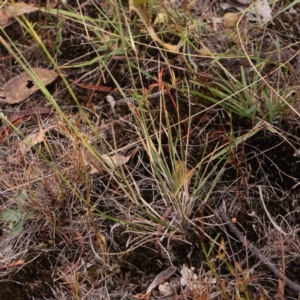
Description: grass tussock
xmin=0 ymin=0 xmax=300 ymax=299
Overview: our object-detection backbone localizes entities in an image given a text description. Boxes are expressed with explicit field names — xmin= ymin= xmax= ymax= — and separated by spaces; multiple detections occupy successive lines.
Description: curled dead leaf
xmin=17 ymin=126 xmax=56 ymax=153
xmin=83 ymin=149 xmax=130 ymax=174
xmin=101 ymin=153 xmax=130 ymax=168
xmin=146 ymin=266 xmax=177 ymax=294
xmin=133 ymin=267 xmax=177 ymax=299
xmin=132 ymin=5 xmax=183 ymax=53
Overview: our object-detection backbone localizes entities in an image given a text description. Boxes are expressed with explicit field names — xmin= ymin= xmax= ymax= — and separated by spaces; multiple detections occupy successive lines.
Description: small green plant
xmin=2 ymin=191 xmax=35 ymax=236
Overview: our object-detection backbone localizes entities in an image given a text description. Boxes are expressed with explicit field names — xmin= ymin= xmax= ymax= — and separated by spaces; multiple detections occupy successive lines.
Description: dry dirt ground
xmin=1 ymin=0 xmax=300 ymax=299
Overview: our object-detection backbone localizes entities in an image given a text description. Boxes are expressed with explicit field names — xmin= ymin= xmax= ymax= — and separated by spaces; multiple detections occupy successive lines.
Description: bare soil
xmin=1 ymin=0 xmax=300 ymax=299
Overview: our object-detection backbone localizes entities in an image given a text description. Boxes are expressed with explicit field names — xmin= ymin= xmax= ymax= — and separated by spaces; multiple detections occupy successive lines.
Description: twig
xmin=217 ymin=206 xmax=300 ymax=293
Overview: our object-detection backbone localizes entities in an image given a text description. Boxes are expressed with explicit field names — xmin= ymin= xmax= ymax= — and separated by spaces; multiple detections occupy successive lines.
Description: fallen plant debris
xmin=0 ymin=0 xmax=300 ymax=299
xmin=16 ymin=126 xmax=56 ymax=153
xmin=0 ymin=107 xmax=52 ymax=142
xmin=0 ymin=68 xmax=59 ymax=104
xmin=217 ymin=205 xmax=300 ymax=294
xmin=83 ymin=151 xmax=131 ymax=174
xmin=0 ymin=2 xmax=39 ymax=28
xmin=133 ymin=266 xmax=177 ymax=299
xmin=0 ymin=259 xmax=25 ymax=270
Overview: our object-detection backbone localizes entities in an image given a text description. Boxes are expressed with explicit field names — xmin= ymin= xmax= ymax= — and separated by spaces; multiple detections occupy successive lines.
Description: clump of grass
xmin=1 ymin=0 xmax=300 ymax=299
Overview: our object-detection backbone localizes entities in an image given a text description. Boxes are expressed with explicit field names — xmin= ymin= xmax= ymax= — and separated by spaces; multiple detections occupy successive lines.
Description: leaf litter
xmin=0 ymin=68 xmax=58 ymax=104
xmin=1 ymin=0 xmax=300 ymax=299
xmin=0 ymin=2 xmax=39 ymax=28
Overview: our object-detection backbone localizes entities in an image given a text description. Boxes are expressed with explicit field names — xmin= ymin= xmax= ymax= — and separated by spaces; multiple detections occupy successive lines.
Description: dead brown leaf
xmin=0 ymin=68 xmax=59 ymax=104
xmin=146 ymin=266 xmax=177 ymax=294
xmin=101 ymin=153 xmax=130 ymax=168
xmin=133 ymin=267 xmax=177 ymax=300
xmin=83 ymin=149 xmax=130 ymax=174
xmin=5 ymin=2 xmax=39 ymax=17
xmin=17 ymin=126 xmax=56 ymax=153
xmin=0 ymin=2 xmax=39 ymax=28
xmin=132 ymin=5 xmax=183 ymax=53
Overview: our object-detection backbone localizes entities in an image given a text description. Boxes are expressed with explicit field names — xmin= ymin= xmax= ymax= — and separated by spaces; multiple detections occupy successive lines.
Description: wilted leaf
xmin=83 ymin=149 xmax=130 ymax=174
xmin=101 ymin=153 xmax=130 ymax=168
xmin=134 ymin=267 xmax=177 ymax=299
xmin=0 ymin=68 xmax=59 ymax=104
xmin=0 ymin=2 xmax=39 ymax=28
xmin=146 ymin=266 xmax=177 ymax=294
xmin=17 ymin=126 xmax=55 ymax=153
xmin=5 ymin=2 xmax=39 ymax=17
xmin=147 ymin=24 xmax=182 ymax=52
xmin=133 ymin=5 xmax=182 ymax=53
